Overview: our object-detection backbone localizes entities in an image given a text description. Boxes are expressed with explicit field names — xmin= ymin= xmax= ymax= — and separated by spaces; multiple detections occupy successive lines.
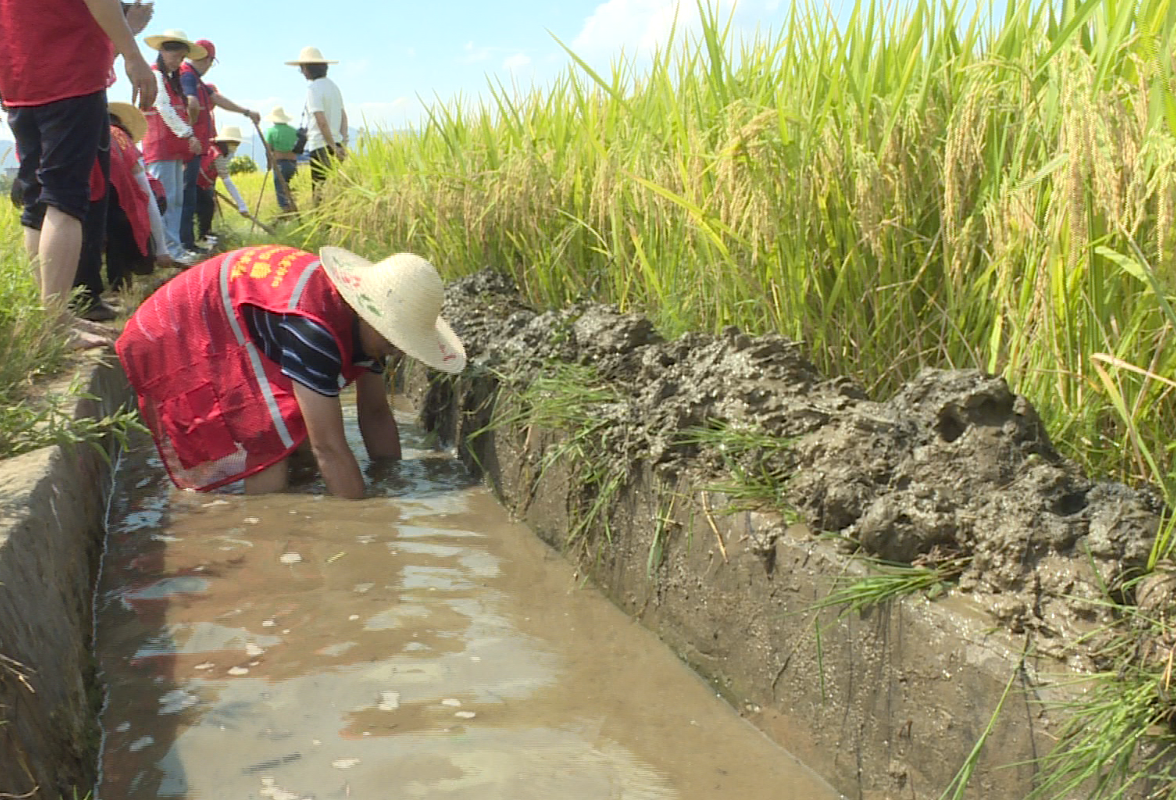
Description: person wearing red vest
xmin=115 ymin=245 xmax=467 ymax=498
xmin=140 ymin=28 xmax=205 ymax=263
xmin=193 ymin=125 xmax=250 ymax=244
xmin=179 ymin=40 xmax=259 ymax=254
xmin=0 ymin=0 xmax=156 ymax=349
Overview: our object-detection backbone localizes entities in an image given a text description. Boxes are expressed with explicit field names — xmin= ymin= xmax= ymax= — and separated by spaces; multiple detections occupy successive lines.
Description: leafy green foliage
xmin=228 ymin=154 xmax=258 ymax=175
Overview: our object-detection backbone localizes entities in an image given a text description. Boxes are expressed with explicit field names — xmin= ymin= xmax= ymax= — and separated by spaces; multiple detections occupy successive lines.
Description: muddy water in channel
xmin=94 ymin=404 xmax=838 ymax=799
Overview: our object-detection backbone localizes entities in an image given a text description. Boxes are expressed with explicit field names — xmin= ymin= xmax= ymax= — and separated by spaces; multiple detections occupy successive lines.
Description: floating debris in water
xmin=227 ymin=666 xmax=249 ymax=676
xmin=455 ymin=711 xmax=477 ymax=719
xmin=279 ymin=553 xmax=302 ymax=564
xmin=377 ymin=691 xmax=400 ymax=711
xmin=332 ymin=758 xmax=361 ymax=769
xmin=348 ymin=614 xmax=360 ymax=621
xmin=353 ymin=583 xmax=374 ymax=593
xmin=441 ymin=698 xmax=462 ymax=707
xmin=262 ymin=619 xmax=276 ymax=627
xmin=259 ymin=777 xmax=310 ymax=800
xmin=116 ymin=722 xmax=130 ymax=732
xmin=128 ymin=735 xmax=154 ymax=752
xmin=246 ymin=643 xmax=264 ymax=657
xmin=194 ymin=661 xmax=215 ymax=671
xmin=244 ymin=517 xmax=260 ymax=524
xmin=202 ymin=499 xmax=229 ymax=508
xmin=159 ymin=689 xmax=198 ymax=714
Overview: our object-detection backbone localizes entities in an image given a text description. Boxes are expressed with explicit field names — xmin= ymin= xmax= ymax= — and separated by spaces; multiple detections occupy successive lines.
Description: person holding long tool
xmin=193 ymin=124 xmax=250 ymax=243
xmin=262 ymin=106 xmax=299 ymax=215
xmin=179 ymin=38 xmax=259 ymax=253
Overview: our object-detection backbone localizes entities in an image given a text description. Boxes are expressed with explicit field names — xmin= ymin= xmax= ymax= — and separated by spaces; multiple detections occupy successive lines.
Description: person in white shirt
xmin=285 ymin=46 xmax=348 ymax=201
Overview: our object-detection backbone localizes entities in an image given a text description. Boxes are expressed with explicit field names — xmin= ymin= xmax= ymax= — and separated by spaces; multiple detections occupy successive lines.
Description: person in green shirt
xmin=264 ymin=106 xmax=299 ymax=213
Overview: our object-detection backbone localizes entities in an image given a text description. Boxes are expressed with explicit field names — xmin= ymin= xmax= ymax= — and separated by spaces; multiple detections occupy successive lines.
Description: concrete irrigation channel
xmin=0 ymin=270 xmax=1168 ymax=798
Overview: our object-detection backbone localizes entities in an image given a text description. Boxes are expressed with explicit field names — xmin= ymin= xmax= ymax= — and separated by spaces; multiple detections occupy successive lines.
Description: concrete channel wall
xmin=0 ymin=358 xmax=131 ymax=799
xmin=0 ymin=357 xmax=1127 ymax=799
xmin=402 ymin=369 xmax=1090 ymax=800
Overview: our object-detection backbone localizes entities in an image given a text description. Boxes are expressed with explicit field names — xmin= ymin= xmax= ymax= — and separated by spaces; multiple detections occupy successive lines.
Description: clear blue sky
xmin=0 ymin=0 xmax=798 ymax=164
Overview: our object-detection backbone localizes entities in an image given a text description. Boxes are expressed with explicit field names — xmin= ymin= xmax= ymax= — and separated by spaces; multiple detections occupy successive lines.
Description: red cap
xmin=195 ymin=39 xmax=216 ymax=61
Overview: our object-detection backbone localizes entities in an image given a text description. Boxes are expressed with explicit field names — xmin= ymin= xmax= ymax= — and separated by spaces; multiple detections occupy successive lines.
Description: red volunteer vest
xmin=0 ymin=0 xmax=114 ymax=106
xmin=116 ymin=246 xmax=368 ymax=491
xmin=142 ymin=67 xmax=192 ymax=164
xmin=109 ymin=126 xmax=151 ymax=256
xmin=196 ymin=147 xmax=217 ymax=190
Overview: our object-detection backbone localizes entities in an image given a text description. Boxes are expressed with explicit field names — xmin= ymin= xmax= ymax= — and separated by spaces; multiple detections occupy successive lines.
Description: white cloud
xmin=461 ymin=41 xmax=491 ymax=64
xmin=571 ymin=0 xmax=741 ymax=60
xmin=503 ymin=52 xmax=532 ymax=73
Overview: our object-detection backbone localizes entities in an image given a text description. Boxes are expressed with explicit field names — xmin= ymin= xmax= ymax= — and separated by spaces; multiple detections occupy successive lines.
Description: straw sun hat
xmin=285 ymin=46 xmax=338 ymax=65
xmin=143 ymin=29 xmax=208 ymax=60
xmin=266 ymin=106 xmax=293 ymax=124
xmin=108 ymin=102 xmax=147 ymax=143
xmin=319 ymin=247 xmax=466 ymax=374
xmin=213 ymin=125 xmax=244 ymax=144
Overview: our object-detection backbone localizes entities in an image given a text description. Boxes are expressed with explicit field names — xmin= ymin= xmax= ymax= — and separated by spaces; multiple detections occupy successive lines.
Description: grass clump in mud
xmin=677 ymin=421 xmax=798 ymax=519
xmin=477 ymin=361 xmax=630 ymax=548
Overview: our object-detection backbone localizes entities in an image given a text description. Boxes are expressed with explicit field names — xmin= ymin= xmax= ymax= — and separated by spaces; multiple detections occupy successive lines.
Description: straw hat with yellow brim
xmin=213 ymin=125 xmax=244 ymax=144
xmin=108 ymin=102 xmax=147 ymax=144
xmin=143 ymin=29 xmax=208 ymax=60
xmin=285 ymin=46 xmax=338 ymax=65
xmin=265 ymin=106 xmax=293 ymax=124
xmin=318 ymin=247 xmax=466 ymax=374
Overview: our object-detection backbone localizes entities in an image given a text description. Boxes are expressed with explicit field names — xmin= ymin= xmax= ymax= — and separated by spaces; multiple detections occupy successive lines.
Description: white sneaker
xmin=175 ymin=250 xmax=202 ymax=267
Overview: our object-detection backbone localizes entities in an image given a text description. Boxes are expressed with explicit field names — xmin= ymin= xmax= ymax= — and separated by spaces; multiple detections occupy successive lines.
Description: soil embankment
xmin=404 ymin=268 xmax=1165 ymax=799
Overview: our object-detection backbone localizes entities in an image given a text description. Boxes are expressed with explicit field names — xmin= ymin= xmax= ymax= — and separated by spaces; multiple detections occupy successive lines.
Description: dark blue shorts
xmin=8 ymin=90 xmax=109 ymax=228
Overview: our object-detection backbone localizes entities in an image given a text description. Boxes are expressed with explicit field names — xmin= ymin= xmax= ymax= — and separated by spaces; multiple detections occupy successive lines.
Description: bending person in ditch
xmin=115 ymin=245 xmax=466 ymax=498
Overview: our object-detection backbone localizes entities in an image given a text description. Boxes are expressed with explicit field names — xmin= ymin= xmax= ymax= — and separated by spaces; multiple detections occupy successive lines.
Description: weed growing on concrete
xmin=0 ymin=374 xmax=146 ymax=462
xmin=1025 ymin=598 xmax=1176 ymax=799
xmin=479 ymin=362 xmax=630 ymax=549
xmin=807 ymin=554 xmax=969 ymax=620
xmin=677 ymin=421 xmax=798 ymax=519
xmin=937 ymin=664 xmax=1024 ymax=800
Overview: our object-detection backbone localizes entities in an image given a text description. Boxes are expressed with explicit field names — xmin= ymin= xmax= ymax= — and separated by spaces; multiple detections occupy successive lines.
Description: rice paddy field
xmin=2 ymin=0 xmax=1176 ymax=792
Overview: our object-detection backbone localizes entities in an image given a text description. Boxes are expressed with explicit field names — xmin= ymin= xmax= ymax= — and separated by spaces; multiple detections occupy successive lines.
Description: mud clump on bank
xmin=430 ymin=268 xmax=1164 ymax=661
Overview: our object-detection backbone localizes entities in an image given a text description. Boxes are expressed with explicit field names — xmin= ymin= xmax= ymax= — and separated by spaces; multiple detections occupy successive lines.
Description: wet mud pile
xmin=428 ymin=268 xmax=1163 ymax=661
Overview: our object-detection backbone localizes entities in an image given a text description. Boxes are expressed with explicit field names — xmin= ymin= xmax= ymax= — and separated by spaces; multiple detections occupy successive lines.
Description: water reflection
xmin=94 ymin=406 xmax=838 ymax=799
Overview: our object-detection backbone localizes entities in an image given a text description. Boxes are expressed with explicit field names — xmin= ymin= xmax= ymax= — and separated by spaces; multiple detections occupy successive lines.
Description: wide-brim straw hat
xmin=266 ymin=106 xmax=292 ymax=124
xmin=319 ymin=247 xmax=466 ymax=374
xmin=213 ymin=125 xmax=244 ymax=144
xmin=285 ymin=46 xmax=338 ymax=65
xmin=143 ymin=29 xmax=208 ymax=60
xmin=108 ymin=102 xmax=147 ymax=144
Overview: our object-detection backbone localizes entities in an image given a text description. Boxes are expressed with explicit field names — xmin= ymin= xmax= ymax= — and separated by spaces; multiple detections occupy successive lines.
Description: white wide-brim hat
xmin=144 ymin=29 xmax=208 ymax=60
xmin=285 ymin=46 xmax=338 ymax=65
xmin=266 ymin=106 xmax=292 ymax=124
xmin=319 ymin=247 xmax=466 ymax=374
xmin=213 ymin=125 xmax=244 ymax=144
xmin=108 ymin=101 xmax=147 ymax=144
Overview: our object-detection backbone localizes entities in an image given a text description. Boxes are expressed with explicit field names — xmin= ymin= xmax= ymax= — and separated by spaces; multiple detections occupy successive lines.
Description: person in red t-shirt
xmin=0 ymin=0 xmax=156 ymax=349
